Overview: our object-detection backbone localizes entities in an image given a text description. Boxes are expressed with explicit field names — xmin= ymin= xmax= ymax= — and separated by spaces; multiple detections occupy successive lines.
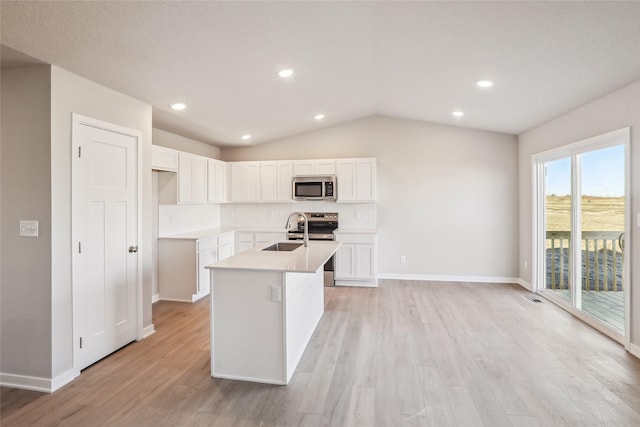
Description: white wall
xmin=153 ymin=128 xmax=220 ymax=159
xmin=50 ymin=66 xmax=153 ymax=382
xmin=1 ymin=65 xmax=52 ymax=379
xmin=519 ymin=79 xmax=640 ymax=349
xmin=222 ymin=115 xmax=519 ymax=280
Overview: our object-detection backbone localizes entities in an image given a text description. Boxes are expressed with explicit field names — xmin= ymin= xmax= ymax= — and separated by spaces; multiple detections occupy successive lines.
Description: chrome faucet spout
xmin=286 ymin=212 xmax=309 ymax=247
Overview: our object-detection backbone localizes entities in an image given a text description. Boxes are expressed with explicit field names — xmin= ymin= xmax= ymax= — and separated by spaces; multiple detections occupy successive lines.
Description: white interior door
xmin=73 ymin=118 xmax=139 ymax=370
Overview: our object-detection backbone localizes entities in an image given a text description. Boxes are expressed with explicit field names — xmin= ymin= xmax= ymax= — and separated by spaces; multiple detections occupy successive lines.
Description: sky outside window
xmin=545 ymin=145 xmax=624 ymax=197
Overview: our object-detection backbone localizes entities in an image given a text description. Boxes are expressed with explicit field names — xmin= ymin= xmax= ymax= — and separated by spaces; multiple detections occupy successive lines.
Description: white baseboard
xmin=516 ymin=278 xmax=533 ymax=291
xmin=152 ymin=293 xmax=160 ymax=303
xmin=141 ymin=324 xmax=156 ymax=339
xmin=158 ymin=297 xmax=193 ymax=303
xmin=1 ymin=368 xmax=79 ymax=393
xmin=335 ymin=280 xmax=378 ymax=288
xmin=377 ymin=273 xmax=521 ymax=284
xmin=629 ymin=343 xmax=640 ymax=359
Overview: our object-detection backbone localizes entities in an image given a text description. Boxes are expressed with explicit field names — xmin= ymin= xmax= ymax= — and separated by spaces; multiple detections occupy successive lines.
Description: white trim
xmin=71 ymin=114 xmax=144 ymax=376
xmin=0 ymin=369 xmax=79 ymax=393
xmin=152 ymin=293 xmax=160 ymax=303
xmin=335 ymin=280 xmax=378 ymax=288
xmin=210 ymin=372 xmax=285 ymax=386
xmin=158 ymin=297 xmax=193 ymax=303
xmin=377 ymin=273 xmax=520 ymax=284
xmin=516 ymin=278 xmax=533 ymax=291
xmin=629 ymin=343 xmax=640 ymax=359
xmin=141 ymin=324 xmax=156 ymax=339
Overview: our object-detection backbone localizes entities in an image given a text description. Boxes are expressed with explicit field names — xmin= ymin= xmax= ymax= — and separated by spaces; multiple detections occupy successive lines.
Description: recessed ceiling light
xmin=452 ymin=110 xmax=464 ymax=117
xmin=314 ymin=113 xmax=325 ymax=121
xmin=476 ymin=79 xmax=494 ymax=88
xmin=241 ymin=134 xmax=252 ymax=141
xmin=278 ymin=68 xmax=294 ymax=78
xmin=170 ymin=102 xmax=187 ymax=110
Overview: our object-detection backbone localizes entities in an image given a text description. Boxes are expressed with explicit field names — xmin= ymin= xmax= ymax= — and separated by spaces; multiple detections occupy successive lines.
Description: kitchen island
xmin=206 ymin=240 xmax=340 ymax=385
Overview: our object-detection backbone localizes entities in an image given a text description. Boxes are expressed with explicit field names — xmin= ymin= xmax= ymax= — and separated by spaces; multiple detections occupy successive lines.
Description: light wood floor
xmin=2 ymin=280 xmax=640 ymax=426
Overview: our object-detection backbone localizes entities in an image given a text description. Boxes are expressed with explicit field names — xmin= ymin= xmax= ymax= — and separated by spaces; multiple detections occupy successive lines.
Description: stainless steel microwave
xmin=292 ymin=176 xmax=336 ymax=201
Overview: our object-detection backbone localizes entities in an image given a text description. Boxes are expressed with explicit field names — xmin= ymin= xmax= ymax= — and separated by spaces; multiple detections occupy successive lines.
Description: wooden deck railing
xmin=546 ymin=231 xmax=623 ymax=291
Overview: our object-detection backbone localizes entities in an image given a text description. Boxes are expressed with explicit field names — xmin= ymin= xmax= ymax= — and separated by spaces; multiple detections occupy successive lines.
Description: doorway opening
xmin=533 ymin=128 xmax=630 ymax=344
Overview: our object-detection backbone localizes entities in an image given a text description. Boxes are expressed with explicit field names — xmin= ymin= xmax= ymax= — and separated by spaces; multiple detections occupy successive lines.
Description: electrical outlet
xmin=400 ymin=256 xmax=406 ymax=264
xmin=271 ymin=285 xmax=282 ymax=302
xmin=20 ymin=220 xmax=39 ymax=237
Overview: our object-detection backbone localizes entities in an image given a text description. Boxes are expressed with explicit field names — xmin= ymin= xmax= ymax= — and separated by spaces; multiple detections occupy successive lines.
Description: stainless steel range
xmin=287 ymin=212 xmax=338 ymax=286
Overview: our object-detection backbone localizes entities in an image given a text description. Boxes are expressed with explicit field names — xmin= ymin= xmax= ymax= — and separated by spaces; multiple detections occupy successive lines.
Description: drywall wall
xmin=519 ymin=79 xmax=640 ymax=348
xmin=0 ymin=65 xmax=52 ymax=379
xmin=153 ymin=128 xmax=220 ymax=159
xmin=222 ymin=115 xmax=519 ymax=280
xmin=50 ymin=66 xmax=153 ymax=381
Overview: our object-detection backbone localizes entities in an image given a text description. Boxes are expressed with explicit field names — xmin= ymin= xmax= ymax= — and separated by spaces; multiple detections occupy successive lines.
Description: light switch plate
xmin=20 ymin=220 xmax=39 ymax=237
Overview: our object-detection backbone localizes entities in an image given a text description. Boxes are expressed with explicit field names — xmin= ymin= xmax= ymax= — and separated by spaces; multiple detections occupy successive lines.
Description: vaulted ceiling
xmin=2 ymin=1 xmax=640 ymax=146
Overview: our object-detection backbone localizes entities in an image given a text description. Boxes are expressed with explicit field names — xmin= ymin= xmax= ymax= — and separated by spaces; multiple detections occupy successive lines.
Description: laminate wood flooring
xmin=2 ymin=280 xmax=640 ymax=426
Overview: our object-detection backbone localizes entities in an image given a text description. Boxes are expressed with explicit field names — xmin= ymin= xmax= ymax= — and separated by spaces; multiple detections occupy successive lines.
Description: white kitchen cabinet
xmin=293 ymin=159 xmax=335 ymax=176
xmin=152 ymin=145 xmax=178 ymax=172
xmin=229 ymin=161 xmax=261 ymax=202
xmin=159 ymin=232 xmax=235 ymax=302
xmin=260 ymin=161 xmax=293 ymax=202
xmin=207 ymin=158 xmax=227 ymax=203
xmin=178 ymin=152 xmax=208 ymax=203
xmin=336 ymin=158 xmax=377 ymax=202
xmin=334 ymin=232 xmax=377 ymax=287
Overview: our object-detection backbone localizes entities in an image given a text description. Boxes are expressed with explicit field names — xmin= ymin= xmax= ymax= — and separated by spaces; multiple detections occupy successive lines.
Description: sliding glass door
xmin=535 ymin=129 xmax=629 ymax=340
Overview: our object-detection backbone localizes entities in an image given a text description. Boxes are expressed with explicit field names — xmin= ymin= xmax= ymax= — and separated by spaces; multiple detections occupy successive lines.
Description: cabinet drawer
xmin=218 ymin=232 xmax=234 ymax=246
xmin=198 ymin=237 xmax=218 ymax=252
xmin=334 ymin=233 xmax=376 ymax=244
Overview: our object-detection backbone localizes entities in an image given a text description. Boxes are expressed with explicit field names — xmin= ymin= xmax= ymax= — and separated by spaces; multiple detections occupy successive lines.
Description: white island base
xmin=210 ymin=267 xmax=324 ymax=385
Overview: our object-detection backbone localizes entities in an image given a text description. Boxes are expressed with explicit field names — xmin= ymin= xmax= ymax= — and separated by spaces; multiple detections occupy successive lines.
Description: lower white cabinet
xmin=334 ymin=232 xmax=377 ymax=287
xmin=159 ymin=232 xmax=234 ymax=302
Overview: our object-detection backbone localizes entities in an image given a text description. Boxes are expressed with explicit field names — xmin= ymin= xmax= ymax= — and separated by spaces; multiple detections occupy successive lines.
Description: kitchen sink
xmin=261 ymin=242 xmax=304 ymax=252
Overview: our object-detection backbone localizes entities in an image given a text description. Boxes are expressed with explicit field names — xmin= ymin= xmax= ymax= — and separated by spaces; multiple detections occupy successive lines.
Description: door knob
xmin=128 ymin=246 xmax=138 ymax=253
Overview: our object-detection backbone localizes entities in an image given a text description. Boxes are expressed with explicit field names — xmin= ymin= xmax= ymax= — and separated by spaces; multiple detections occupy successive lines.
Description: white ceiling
xmin=2 ymin=1 xmax=640 ymax=147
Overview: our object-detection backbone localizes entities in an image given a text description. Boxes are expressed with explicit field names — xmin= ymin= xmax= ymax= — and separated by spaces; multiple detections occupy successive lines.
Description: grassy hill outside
xmin=546 ymin=195 xmax=625 ymax=232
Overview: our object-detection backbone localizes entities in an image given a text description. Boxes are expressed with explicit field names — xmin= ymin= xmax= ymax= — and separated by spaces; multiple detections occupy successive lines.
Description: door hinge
xmin=78 ymin=241 xmax=82 ymax=254
xmin=78 ymin=146 xmax=82 ymax=158
xmin=80 ymin=337 xmax=83 ymax=349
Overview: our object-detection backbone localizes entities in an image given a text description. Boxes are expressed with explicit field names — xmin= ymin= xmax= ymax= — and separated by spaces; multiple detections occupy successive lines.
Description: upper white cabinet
xmin=336 ymin=158 xmax=377 ymax=202
xmin=293 ymin=159 xmax=335 ymax=176
xmin=207 ymin=158 xmax=227 ymax=203
xmin=229 ymin=161 xmax=261 ymax=202
xmin=178 ymin=152 xmax=208 ymax=203
xmin=152 ymin=145 xmax=178 ymax=172
xmin=260 ymin=161 xmax=293 ymax=202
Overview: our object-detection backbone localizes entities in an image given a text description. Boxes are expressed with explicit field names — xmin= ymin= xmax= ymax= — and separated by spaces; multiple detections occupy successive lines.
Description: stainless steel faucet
xmin=286 ymin=212 xmax=309 ymax=247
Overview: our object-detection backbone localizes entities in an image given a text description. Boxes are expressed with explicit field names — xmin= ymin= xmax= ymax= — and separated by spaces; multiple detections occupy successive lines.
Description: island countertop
xmin=206 ymin=240 xmax=340 ymax=273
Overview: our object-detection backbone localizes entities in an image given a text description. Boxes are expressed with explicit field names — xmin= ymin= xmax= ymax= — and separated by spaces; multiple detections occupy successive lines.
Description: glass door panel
xmin=579 ymin=145 xmax=625 ymax=334
xmin=544 ymin=157 xmax=572 ymax=303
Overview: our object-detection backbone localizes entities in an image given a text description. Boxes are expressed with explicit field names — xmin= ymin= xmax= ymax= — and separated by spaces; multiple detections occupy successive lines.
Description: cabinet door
xmin=244 ymin=162 xmax=261 ymax=201
xmin=334 ymin=244 xmax=356 ymax=279
xmin=197 ymin=248 xmax=216 ymax=294
xmin=229 ymin=163 xmax=244 ymax=202
xmin=218 ymin=244 xmax=234 ymax=261
xmin=152 ymin=146 xmax=178 ymax=171
xmin=356 ymin=158 xmax=376 ymax=201
xmin=336 ymin=160 xmax=356 ymax=201
xmin=260 ymin=161 xmax=279 ymax=202
xmin=355 ymin=244 xmax=375 ymax=279
xmin=178 ymin=153 xmax=207 ymax=203
xmin=277 ymin=162 xmax=293 ymax=201
xmin=293 ymin=160 xmax=315 ymax=176
xmin=207 ymin=159 xmax=227 ymax=203
xmin=314 ymin=160 xmax=335 ymax=175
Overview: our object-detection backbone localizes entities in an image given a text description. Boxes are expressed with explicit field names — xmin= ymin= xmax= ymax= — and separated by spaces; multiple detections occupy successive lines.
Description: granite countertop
xmin=207 ymin=240 xmax=341 ymax=273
